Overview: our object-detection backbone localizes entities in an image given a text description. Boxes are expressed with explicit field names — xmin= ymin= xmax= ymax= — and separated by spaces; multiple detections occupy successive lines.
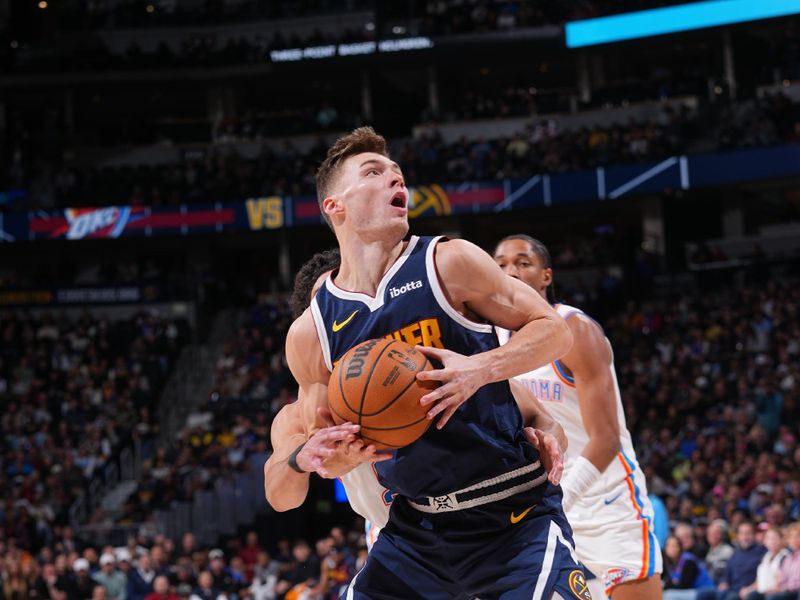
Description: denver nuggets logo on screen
xmin=568 ymin=569 xmax=592 ymax=600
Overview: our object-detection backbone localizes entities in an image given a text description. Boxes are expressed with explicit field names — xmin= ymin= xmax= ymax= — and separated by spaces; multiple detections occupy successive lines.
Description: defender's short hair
xmin=315 ymin=127 xmax=389 ymax=228
xmin=494 ymin=234 xmax=556 ymax=303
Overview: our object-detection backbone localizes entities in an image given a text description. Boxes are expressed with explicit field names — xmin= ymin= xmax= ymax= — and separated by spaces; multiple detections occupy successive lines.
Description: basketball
xmin=328 ymin=338 xmax=437 ymax=450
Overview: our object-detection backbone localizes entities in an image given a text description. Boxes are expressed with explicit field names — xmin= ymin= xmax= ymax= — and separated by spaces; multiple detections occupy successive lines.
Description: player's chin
xmin=383 ymin=217 xmax=409 ymax=238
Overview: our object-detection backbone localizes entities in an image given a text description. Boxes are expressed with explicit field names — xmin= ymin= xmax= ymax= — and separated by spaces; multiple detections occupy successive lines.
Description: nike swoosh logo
xmin=510 ymin=505 xmax=536 ymax=524
xmin=332 ymin=310 xmax=359 ymax=332
xmin=604 ymin=492 xmax=622 ymax=505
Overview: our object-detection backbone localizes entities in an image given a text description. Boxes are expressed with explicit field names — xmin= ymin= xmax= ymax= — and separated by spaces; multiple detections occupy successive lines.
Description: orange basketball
xmin=328 ymin=338 xmax=437 ymax=450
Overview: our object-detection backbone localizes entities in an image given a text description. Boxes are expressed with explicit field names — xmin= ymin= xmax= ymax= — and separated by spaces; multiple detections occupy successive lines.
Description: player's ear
xmin=542 ymin=267 xmax=553 ymax=287
xmin=323 ymin=195 xmax=343 ymax=222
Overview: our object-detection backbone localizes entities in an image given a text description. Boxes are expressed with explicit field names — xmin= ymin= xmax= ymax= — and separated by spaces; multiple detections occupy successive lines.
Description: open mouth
xmin=390 ymin=192 xmax=407 ymax=208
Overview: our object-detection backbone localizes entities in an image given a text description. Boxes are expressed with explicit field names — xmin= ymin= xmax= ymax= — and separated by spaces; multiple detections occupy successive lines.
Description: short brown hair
xmin=316 ymin=127 xmax=388 ymax=227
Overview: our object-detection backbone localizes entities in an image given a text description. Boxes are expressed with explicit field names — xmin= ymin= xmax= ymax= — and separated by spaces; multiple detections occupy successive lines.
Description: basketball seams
xmin=361 ymin=413 xmax=430 ymax=431
xmin=357 ymin=339 xmax=396 ymax=427
xmin=328 ymin=400 xmax=356 ymax=427
xmin=359 ymin=356 xmax=431 ymax=417
xmin=329 ymin=338 xmax=434 ymax=450
xmin=337 ymin=346 xmax=360 ymax=417
xmin=358 ymin=432 xmax=403 ymax=449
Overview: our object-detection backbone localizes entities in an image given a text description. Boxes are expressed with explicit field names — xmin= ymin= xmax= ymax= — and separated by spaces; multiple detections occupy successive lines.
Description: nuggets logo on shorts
xmin=568 ymin=569 xmax=592 ymax=599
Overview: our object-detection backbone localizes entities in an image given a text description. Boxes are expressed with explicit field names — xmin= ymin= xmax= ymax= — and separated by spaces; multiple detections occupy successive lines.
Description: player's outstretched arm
xmin=557 ymin=315 xmax=620 ymax=511
xmin=417 ymin=238 xmax=573 ymax=427
xmin=264 ymin=313 xmax=357 ymax=511
xmin=510 ymin=379 xmax=566 ymax=485
xmin=264 ymin=312 xmax=392 ymax=511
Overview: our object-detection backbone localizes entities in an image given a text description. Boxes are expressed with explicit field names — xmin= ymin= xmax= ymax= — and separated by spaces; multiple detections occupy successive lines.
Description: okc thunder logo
xmin=603 ymin=567 xmax=630 ymax=595
xmin=64 ymin=207 xmax=132 ymax=240
xmin=568 ymin=570 xmax=592 ymax=599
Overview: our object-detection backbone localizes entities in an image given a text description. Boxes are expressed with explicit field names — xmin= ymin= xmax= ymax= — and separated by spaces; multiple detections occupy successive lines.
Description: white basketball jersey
xmin=498 ymin=304 xmax=642 ymax=513
xmin=339 ymin=463 xmax=392 ymax=529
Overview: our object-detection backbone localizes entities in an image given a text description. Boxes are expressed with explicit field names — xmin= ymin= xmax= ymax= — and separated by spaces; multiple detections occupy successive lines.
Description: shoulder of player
xmin=286 ymin=310 xmax=315 ymax=352
xmin=433 ymin=238 xmax=496 ymax=281
xmin=561 ymin=313 xmax=610 ymax=368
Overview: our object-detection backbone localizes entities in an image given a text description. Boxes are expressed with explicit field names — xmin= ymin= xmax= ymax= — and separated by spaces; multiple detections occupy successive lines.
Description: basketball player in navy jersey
xmin=265 ymin=250 xmax=567 ymax=547
xmin=267 ymin=127 xmax=588 ymax=600
xmin=494 ymin=235 xmax=662 ymax=599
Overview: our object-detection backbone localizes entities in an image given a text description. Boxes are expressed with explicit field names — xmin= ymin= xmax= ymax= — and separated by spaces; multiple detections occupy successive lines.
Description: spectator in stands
xmin=2 ymin=559 xmax=30 ymax=600
xmin=127 ymin=555 xmax=156 ymax=600
xmin=237 ymin=532 xmax=261 ymax=583
xmin=704 ymin=522 xmax=767 ymax=600
xmin=274 ymin=541 xmax=318 ymax=600
xmin=93 ymin=553 xmax=127 ymax=600
xmin=67 ymin=558 xmax=97 ymax=600
xmin=149 ymin=547 xmax=170 ymax=578
xmin=32 ymin=562 xmax=68 ymax=600
xmin=773 ymin=522 xmax=800 ymax=599
xmin=663 ymin=534 xmax=715 ymax=600
xmin=704 ymin=520 xmax=734 ymax=586
xmin=249 ymin=552 xmax=280 ymax=600
xmin=144 ymin=575 xmax=179 ymax=600
xmin=207 ymin=549 xmax=235 ymax=596
xmin=317 ymin=544 xmax=353 ymax=600
xmin=180 ymin=534 xmax=197 ymax=560
xmin=253 ymin=550 xmax=281 ymax=583
xmin=740 ymin=525 xmax=791 ymax=600
xmin=677 ymin=523 xmax=708 ymax=559
xmin=190 ymin=571 xmax=221 ymax=600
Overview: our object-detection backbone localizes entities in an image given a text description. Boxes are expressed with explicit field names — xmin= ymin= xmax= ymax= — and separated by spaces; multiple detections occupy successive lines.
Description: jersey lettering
xmin=384 ymin=317 xmax=444 ymax=348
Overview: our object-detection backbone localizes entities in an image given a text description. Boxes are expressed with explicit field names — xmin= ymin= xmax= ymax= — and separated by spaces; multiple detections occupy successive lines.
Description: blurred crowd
xmin=0 ymin=311 xmax=190 ymax=553
xmin=211 ymin=102 xmax=360 ymax=143
xmin=0 ymin=525 xmax=368 ymax=600
xmin=112 ymin=301 xmax=293 ymax=528
xmin=609 ymin=275 xmax=800 ymax=597
xmin=1 ymin=264 xmax=800 ymax=598
xmin=7 ymin=90 xmax=800 ymax=211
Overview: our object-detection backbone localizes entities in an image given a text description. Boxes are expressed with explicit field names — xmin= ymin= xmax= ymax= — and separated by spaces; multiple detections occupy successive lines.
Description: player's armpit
xmin=560 ymin=315 xmax=620 ymax=473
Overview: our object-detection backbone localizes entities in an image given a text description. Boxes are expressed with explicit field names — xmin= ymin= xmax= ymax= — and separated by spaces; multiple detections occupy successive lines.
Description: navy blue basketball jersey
xmin=310 ymin=235 xmax=542 ymax=499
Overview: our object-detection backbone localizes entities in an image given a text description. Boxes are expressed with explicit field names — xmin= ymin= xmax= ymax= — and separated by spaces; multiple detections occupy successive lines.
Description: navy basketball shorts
xmin=345 ymin=488 xmax=592 ymax=600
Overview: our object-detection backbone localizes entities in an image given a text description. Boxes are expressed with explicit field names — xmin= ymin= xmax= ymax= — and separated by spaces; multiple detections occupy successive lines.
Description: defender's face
xmin=493 ymin=239 xmax=552 ymax=299
xmin=324 ymin=152 xmax=409 ymax=239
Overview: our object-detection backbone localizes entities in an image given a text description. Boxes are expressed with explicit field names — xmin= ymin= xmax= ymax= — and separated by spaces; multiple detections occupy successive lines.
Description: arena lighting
xmin=269 ymin=36 xmax=433 ymax=62
xmin=565 ymin=0 xmax=800 ymax=48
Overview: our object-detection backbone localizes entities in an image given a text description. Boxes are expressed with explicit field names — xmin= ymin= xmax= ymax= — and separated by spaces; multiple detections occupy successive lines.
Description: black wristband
xmin=287 ymin=443 xmax=307 ymax=474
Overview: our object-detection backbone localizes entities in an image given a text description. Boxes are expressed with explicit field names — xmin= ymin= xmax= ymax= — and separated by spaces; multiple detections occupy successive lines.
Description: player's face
xmin=493 ymin=239 xmax=552 ymax=299
xmin=325 ymin=152 xmax=409 ymax=240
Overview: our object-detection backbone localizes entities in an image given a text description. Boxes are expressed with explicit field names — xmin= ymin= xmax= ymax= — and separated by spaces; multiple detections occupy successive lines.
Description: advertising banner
xmin=2 ymin=144 xmax=800 ymax=243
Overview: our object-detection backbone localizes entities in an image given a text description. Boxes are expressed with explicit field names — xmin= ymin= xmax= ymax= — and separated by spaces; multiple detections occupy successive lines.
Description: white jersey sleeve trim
xmin=495 ymin=326 xmax=511 ymax=346
xmin=425 ymin=236 xmax=493 ymax=334
xmin=555 ymin=303 xmax=585 ymax=321
xmin=310 ymin=296 xmax=333 ymax=372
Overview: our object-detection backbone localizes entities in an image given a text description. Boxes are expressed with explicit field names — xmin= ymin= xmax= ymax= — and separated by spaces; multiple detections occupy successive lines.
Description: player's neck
xmin=335 ymin=237 xmax=406 ymax=296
